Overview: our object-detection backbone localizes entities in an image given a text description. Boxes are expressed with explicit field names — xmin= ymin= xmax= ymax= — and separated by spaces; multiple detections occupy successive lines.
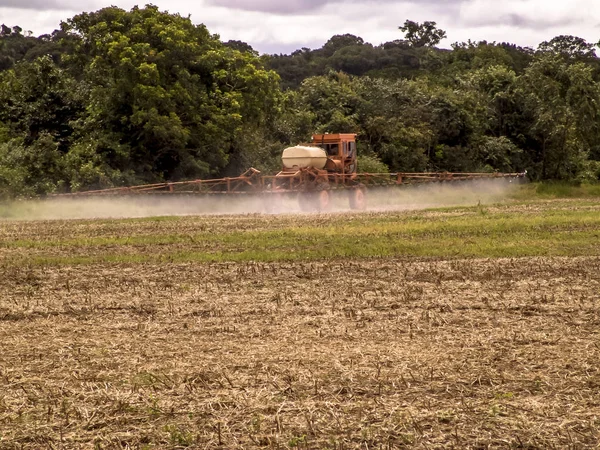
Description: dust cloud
xmin=0 ymin=178 xmax=520 ymax=221
xmin=358 ymin=178 xmax=521 ymax=212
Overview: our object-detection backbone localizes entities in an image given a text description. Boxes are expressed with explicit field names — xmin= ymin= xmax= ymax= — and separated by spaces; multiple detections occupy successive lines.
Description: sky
xmin=1 ymin=0 xmax=599 ymax=54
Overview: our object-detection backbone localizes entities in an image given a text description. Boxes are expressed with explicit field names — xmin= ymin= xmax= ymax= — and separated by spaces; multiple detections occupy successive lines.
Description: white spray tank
xmin=281 ymin=146 xmax=327 ymax=170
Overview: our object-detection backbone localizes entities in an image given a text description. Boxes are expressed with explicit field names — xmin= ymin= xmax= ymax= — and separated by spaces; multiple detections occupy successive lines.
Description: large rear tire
xmin=349 ymin=187 xmax=367 ymax=210
xmin=298 ymin=190 xmax=331 ymax=212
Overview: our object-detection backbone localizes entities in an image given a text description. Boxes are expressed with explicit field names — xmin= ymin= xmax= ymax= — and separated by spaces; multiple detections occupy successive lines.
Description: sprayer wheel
xmin=317 ymin=190 xmax=331 ymax=212
xmin=349 ymin=187 xmax=367 ymax=210
xmin=298 ymin=190 xmax=331 ymax=212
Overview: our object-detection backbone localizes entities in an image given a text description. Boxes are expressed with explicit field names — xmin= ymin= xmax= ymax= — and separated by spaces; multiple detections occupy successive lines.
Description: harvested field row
xmin=1 ymin=256 xmax=600 ymax=448
xmin=2 ymin=195 xmax=600 ymax=448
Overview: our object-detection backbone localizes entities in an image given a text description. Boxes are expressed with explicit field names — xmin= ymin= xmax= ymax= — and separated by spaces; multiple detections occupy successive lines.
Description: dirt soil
xmin=1 ymin=256 xmax=599 ymax=449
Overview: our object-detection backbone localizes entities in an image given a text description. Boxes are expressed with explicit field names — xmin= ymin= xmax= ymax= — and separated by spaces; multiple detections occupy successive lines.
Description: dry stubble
xmin=1 ymin=256 xmax=599 ymax=449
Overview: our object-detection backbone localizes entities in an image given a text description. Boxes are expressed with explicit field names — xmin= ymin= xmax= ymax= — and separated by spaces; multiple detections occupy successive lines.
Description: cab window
xmin=322 ymin=144 xmax=338 ymax=156
xmin=348 ymin=142 xmax=356 ymax=158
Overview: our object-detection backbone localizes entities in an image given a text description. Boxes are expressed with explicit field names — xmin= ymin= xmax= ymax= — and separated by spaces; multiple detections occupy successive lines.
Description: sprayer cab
xmin=312 ymin=133 xmax=357 ymax=174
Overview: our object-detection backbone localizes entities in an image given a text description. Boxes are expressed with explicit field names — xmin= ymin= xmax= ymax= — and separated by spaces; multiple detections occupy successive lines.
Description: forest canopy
xmin=1 ymin=8 xmax=600 ymax=196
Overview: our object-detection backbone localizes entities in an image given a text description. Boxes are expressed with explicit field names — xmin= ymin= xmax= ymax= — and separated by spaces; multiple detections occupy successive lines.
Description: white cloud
xmin=455 ymin=0 xmax=600 ymax=44
xmin=205 ymin=0 xmax=465 ymax=14
xmin=205 ymin=0 xmax=327 ymax=14
xmin=1 ymin=0 xmax=599 ymax=53
xmin=0 ymin=7 xmax=75 ymax=32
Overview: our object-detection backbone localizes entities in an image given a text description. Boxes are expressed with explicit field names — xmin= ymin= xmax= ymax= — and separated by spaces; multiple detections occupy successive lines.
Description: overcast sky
xmin=1 ymin=0 xmax=599 ymax=54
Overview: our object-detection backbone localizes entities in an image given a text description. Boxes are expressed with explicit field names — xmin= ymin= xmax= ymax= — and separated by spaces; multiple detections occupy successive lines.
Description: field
xmin=1 ymin=185 xmax=600 ymax=449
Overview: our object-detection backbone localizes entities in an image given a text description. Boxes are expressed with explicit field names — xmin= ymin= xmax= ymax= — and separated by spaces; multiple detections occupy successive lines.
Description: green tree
xmin=299 ymin=71 xmax=361 ymax=133
xmin=61 ymin=5 xmax=281 ymax=184
xmin=354 ymin=77 xmax=431 ymax=171
xmin=517 ymin=55 xmax=600 ymax=179
xmin=448 ymin=41 xmax=516 ymax=74
xmin=0 ymin=55 xmax=83 ymax=151
xmin=0 ymin=55 xmax=85 ymax=195
xmin=538 ymin=35 xmax=597 ymax=59
xmin=0 ymin=134 xmax=66 ymax=196
xmin=223 ymin=40 xmax=257 ymax=55
xmin=357 ymin=154 xmax=389 ymax=173
xmin=475 ymin=136 xmax=522 ymax=172
xmin=399 ymin=20 xmax=447 ymax=48
xmin=0 ymin=25 xmax=35 ymax=71
xmin=322 ymin=34 xmax=365 ymax=56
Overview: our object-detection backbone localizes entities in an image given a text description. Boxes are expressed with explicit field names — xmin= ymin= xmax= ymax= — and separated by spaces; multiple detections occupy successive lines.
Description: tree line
xmin=1 ymin=9 xmax=599 ymax=197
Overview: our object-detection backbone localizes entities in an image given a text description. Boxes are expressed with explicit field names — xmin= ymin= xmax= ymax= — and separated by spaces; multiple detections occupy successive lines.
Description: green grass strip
xmin=2 ymin=203 xmax=599 ymax=267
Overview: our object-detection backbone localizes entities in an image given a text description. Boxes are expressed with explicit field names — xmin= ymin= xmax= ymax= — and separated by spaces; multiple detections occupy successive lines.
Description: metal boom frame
xmin=55 ymin=168 xmax=526 ymax=197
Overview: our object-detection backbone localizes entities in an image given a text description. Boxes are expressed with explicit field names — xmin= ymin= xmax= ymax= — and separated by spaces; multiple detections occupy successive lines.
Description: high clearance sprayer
xmin=57 ymin=134 xmax=526 ymax=211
